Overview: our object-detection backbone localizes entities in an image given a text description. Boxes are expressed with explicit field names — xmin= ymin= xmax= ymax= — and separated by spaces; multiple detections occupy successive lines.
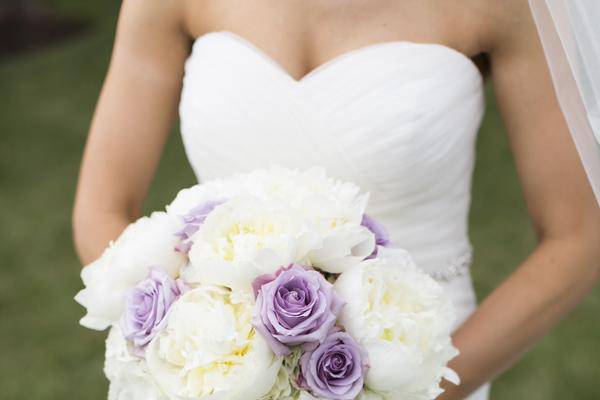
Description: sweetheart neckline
xmin=190 ymin=30 xmax=484 ymax=85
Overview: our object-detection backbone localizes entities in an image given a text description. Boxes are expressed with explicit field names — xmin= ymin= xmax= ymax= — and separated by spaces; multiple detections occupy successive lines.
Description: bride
xmin=72 ymin=1 xmax=600 ymax=399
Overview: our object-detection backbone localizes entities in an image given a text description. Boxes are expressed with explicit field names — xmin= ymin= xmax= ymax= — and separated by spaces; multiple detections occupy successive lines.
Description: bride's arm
xmin=72 ymin=0 xmax=190 ymax=265
xmin=440 ymin=2 xmax=600 ymax=399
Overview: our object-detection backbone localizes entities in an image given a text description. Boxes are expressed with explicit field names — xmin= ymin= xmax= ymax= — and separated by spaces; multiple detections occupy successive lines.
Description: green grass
xmin=0 ymin=3 xmax=598 ymax=399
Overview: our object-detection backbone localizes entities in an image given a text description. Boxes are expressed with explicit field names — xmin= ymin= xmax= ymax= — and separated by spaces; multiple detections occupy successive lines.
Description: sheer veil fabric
xmin=528 ymin=0 xmax=600 ymax=206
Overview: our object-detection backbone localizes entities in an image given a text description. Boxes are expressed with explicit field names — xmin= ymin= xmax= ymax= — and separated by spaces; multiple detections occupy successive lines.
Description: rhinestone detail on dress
xmin=428 ymin=246 xmax=474 ymax=281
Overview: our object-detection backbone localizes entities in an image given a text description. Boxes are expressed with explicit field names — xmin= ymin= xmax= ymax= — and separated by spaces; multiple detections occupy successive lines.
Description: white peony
xmin=184 ymin=195 xmax=319 ymax=290
xmin=227 ymin=166 xmax=375 ymax=273
xmin=334 ymin=247 xmax=459 ymax=400
xmin=167 ymin=166 xmax=375 ymax=276
xmin=306 ymin=223 xmax=375 ymax=273
xmin=223 ymin=166 xmax=365 ymax=217
xmin=166 ymin=166 xmax=357 ymax=222
xmin=74 ymin=212 xmax=186 ymax=330
xmin=145 ymin=286 xmax=282 ymax=399
xmin=104 ymin=325 xmax=167 ymax=400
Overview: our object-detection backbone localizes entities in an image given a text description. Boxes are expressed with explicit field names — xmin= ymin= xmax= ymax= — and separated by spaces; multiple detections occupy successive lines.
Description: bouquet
xmin=75 ymin=166 xmax=459 ymax=400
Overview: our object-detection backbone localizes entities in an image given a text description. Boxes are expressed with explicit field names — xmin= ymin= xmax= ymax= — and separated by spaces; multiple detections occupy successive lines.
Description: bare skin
xmin=72 ymin=0 xmax=600 ymax=398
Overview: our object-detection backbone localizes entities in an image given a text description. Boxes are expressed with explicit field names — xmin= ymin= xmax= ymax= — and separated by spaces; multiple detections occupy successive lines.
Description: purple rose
xmin=252 ymin=264 xmax=344 ymax=356
xmin=299 ymin=331 xmax=368 ymax=400
xmin=361 ymin=214 xmax=391 ymax=259
xmin=120 ymin=267 xmax=185 ymax=356
xmin=175 ymin=200 xmax=224 ymax=253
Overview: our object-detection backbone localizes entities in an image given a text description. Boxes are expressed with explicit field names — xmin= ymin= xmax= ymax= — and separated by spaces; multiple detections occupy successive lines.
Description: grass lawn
xmin=1 ymin=2 xmax=598 ymax=399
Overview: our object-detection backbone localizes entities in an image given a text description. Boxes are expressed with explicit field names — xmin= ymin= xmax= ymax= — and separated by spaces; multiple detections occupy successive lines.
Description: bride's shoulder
xmin=111 ymin=0 xmax=191 ymax=65
xmin=116 ymin=0 xmax=189 ymax=41
xmin=118 ymin=0 xmax=185 ymax=23
xmin=469 ymin=0 xmax=539 ymax=54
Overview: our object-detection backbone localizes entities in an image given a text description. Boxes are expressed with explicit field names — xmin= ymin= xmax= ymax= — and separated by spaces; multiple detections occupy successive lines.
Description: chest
xmin=182 ymin=0 xmax=486 ymax=82
xmin=177 ymin=31 xmax=485 ymax=198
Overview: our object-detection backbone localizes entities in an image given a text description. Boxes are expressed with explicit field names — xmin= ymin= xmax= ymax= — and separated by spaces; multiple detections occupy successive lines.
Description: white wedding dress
xmin=178 ymin=30 xmax=490 ymax=400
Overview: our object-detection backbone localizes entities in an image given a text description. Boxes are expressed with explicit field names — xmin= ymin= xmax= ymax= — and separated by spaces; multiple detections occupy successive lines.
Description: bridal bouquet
xmin=75 ymin=166 xmax=459 ymax=400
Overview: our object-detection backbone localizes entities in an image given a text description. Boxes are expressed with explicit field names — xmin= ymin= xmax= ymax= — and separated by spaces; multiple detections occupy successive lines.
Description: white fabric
xmin=528 ymin=0 xmax=600 ymax=206
xmin=178 ymin=30 xmax=489 ymax=399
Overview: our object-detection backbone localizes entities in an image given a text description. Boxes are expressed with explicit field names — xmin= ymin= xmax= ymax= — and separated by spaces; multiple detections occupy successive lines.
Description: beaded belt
xmin=427 ymin=246 xmax=474 ymax=281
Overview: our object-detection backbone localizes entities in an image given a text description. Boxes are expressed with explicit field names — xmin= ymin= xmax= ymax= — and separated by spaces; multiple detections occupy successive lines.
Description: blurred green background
xmin=0 ymin=1 xmax=598 ymax=399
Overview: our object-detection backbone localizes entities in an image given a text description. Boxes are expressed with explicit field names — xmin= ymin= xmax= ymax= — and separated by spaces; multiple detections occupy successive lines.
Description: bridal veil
xmin=528 ymin=0 xmax=600 ymax=206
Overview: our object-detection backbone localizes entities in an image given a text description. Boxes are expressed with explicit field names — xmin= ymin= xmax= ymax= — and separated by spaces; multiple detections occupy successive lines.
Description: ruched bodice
xmin=179 ymin=30 xmax=485 ymax=279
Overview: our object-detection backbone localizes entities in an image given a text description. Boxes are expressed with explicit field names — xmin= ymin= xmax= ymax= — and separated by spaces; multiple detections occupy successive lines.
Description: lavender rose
xmin=361 ymin=214 xmax=391 ymax=259
xmin=174 ymin=199 xmax=224 ymax=253
xmin=119 ymin=267 xmax=184 ymax=356
xmin=252 ymin=264 xmax=344 ymax=356
xmin=299 ymin=331 xmax=368 ymax=400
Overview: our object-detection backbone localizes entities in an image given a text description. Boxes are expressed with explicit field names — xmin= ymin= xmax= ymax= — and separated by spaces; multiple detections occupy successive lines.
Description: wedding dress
xmin=178 ymin=30 xmax=490 ymax=400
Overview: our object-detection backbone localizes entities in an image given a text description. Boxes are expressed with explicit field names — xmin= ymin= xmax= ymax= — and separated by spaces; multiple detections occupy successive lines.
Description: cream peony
xmin=224 ymin=166 xmax=366 ymax=218
xmin=145 ymin=286 xmax=282 ymax=399
xmin=168 ymin=166 xmax=375 ymax=276
xmin=229 ymin=166 xmax=375 ymax=273
xmin=307 ymin=224 xmax=375 ymax=273
xmin=184 ymin=195 xmax=319 ymax=291
xmin=334 ymin=247 xmax=459 ymax=400
xmin=173 ymin=166 xmax=375 ymax=278
xmin=75 ymin=212 xmax=186 ymax=330
xmin=166 ymin=166 xmax=362 ymax=221
xmin=104 ymin=326 xmax=167 ymax=400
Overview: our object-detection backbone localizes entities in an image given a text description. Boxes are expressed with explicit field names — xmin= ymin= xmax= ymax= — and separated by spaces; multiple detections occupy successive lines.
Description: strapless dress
xmin=178 ymin=30 xmax=490 ymax=399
